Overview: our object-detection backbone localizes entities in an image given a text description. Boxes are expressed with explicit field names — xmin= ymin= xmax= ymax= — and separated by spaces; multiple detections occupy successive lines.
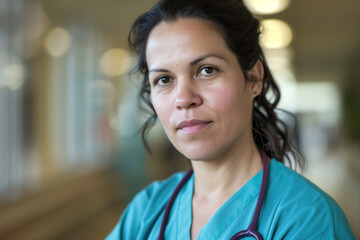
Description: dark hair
xmin=128 ymin=0 xmax=303 ymax=169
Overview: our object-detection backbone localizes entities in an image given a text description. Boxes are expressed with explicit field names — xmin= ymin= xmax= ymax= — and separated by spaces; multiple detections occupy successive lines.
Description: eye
xmin=198 ymin=66 xmax=218 ymax=77
xmin=154 ymin=76 xmax=171 ymax=86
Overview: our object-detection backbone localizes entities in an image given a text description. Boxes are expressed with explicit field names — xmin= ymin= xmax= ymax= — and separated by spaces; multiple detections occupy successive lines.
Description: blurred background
xmin=0 ymin=0 xmax=359 ymax=239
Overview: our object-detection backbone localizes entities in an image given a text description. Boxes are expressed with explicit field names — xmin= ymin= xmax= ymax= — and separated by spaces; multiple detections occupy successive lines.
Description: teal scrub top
xmin=106 ymin=159 xmax=355 ymax=239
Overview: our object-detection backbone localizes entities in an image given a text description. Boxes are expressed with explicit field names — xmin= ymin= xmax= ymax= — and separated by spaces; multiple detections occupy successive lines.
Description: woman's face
xmin=146 ymin=18 xmax=262 ymax=161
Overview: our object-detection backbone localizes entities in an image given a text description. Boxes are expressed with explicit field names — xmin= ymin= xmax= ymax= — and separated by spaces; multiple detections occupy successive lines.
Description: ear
xmin=246 ymin=60 xmax=264 ymax=98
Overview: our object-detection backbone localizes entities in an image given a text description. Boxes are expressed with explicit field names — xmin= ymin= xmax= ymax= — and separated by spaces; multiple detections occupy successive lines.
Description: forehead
xmin=145 ymin=18 xmax=230 ymax=63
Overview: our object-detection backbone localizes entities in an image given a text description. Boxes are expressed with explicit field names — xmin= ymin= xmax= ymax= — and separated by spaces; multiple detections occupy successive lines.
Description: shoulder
xmin=265 ymin=160 xmax=355 ymax=239
xmin=139 ymin=171 xmax=187 ymax=202
xmin=106 ymin=171 xmax=187 ymax=240
xmin=126 ymin=171 xmax=186 ymax=221
xmin=270 ymin=160 xmax=333 ymax=202
xmin=270 ymin=160 xmax=340 ymax=209
xmin=124 ymin=171 xmax=186 ymax=216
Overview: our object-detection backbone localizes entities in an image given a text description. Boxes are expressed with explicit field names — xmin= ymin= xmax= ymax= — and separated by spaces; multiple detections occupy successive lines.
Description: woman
xmin=107 ymin=0 xmax=355 ymax=239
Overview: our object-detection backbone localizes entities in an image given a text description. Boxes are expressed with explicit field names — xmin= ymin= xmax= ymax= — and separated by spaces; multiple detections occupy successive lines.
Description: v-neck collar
xmin=174 ymin=164 xmax=265 ymax=240
xmin=176 ymin=173 xmax=194 ymax=239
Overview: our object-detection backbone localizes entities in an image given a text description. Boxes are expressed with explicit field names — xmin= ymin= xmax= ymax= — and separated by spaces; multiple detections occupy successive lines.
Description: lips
xmin=177 ymin=119 xmax=212 ymax=133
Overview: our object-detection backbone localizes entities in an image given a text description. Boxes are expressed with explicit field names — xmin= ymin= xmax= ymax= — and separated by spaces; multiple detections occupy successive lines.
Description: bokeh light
xmin=99 ymin=48 xmax=131 ymax=77
xmin=2 ymin=64 xmax=26 ymax=90
xmin=260 ymin=19 xmax=293 ymax=49
xmin=244 ymin=0 xmax=290 ymax=15
xmin=44 ymin=28 xmax=72 ymax=57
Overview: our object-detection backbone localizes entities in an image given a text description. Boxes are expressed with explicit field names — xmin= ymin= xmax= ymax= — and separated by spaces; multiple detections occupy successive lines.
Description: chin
xmin=177 ymin=145 xmax=219 ymax=161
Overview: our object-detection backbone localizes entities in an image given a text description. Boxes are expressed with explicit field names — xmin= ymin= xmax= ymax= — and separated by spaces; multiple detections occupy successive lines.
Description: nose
xmin=175 ymin=80 xmax=202 ymax=110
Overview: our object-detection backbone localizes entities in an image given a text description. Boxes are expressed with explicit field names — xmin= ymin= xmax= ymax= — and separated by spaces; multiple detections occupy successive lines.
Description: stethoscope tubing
xmin=158 ymin=169 xmax=194 ymax=240
xmin=229 ymin=151 xmax=268 ymax=240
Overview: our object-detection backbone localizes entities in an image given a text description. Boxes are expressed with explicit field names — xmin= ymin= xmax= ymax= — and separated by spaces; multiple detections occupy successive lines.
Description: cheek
xmin=211 ymin=85 xmax=239 ymax=108
xmin=152 ymin=96 xmax=171 ymax=127
xmin=213 ymin=86 xmax=252 ymax=120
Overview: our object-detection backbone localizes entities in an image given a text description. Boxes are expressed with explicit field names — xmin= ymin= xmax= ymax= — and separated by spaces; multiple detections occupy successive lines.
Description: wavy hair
xmin=128 ymin=0 xmax=303 ymax=169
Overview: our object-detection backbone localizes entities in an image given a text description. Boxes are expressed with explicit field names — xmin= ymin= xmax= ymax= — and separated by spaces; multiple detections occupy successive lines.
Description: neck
xmin=191 ymin=143 xmax=262 ymax=199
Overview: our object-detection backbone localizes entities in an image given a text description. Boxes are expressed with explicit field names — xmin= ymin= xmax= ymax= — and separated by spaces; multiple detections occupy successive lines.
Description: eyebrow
xmin=189 ymin=53 xmax=224 ymax=66
xmin=148 ymin=53 xmax=224 ymax=74
xmin=149 ymin=68 xmax=171 ymax=74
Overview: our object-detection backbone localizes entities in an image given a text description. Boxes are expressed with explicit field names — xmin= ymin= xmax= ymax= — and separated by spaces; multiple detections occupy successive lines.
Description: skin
xmin=146 ymin=18 xmax=264 ymax=239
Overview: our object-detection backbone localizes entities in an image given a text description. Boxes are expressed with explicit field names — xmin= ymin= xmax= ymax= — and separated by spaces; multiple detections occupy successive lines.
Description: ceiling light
xmin=44 ymin=28 xmax=72 ymax=57
xmin=260 ymin=19 xmax=293 ymax=49
xmin=99 ymin=48 xmax=131 ymax=77
xmin=244 ymin=0 xmax=291 ymax=15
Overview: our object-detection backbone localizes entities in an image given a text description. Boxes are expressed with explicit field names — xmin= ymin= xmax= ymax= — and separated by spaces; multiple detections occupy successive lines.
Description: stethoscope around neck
xmin=158 ymin=151 xmax=269 ymax=240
